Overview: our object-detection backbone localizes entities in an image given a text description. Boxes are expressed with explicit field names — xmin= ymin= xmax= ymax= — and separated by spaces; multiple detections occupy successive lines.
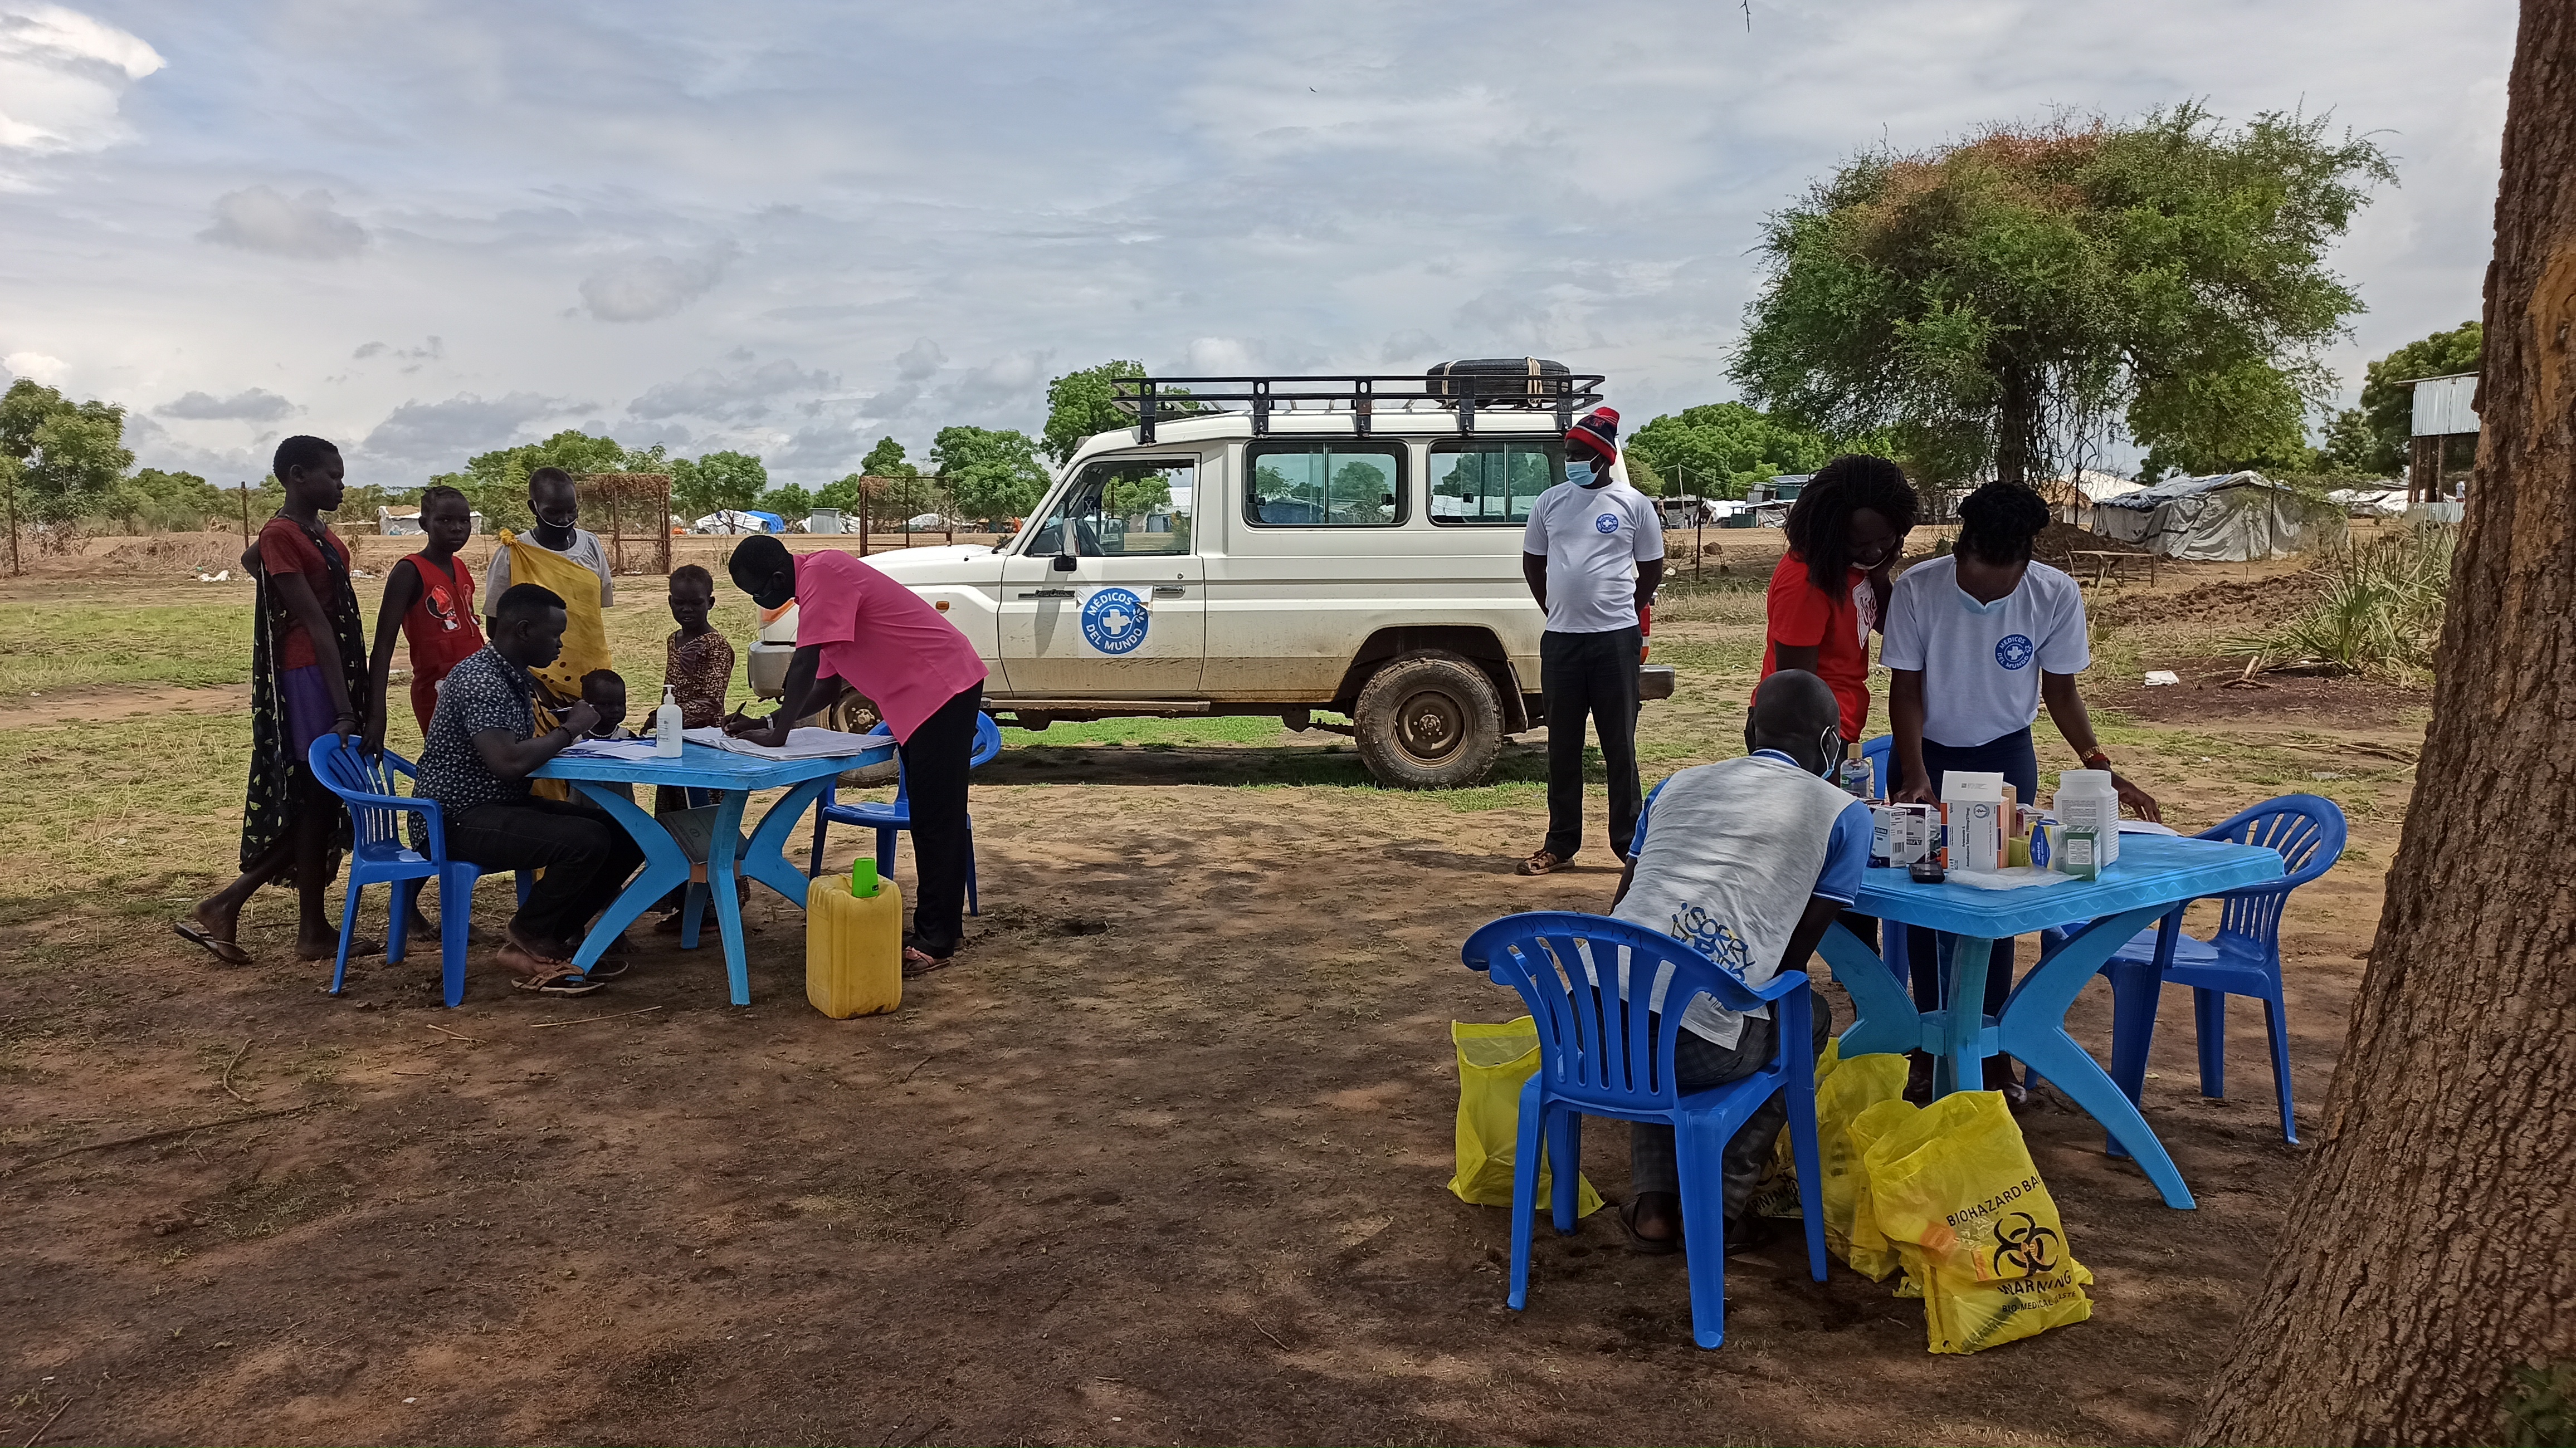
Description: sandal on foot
xmin=174 ymin=919 xmax=252 ymax=966
xmin=579 ymin=956 xmax=632 ymax=980
xmin=1619 ymin=1195 xmax=1684 ymax=1256
xmin=901 ymin=946 xmax=953 ymax=978
xmin=511 ymin=968 xmax=602 ymax=997
xmin=1516 ymin=849 xmax=1571 ymax=877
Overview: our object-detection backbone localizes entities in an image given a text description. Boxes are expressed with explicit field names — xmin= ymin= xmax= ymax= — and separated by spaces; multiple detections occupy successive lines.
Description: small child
xmin=655 ymin=566 xmax=738 ymax=927
xmin=364 ymin=485 xmax=484 ymax=748
xmin=662 ymin=565 xmax=735 ymax=729
xmin=580 ymin=669 xmax=631 ymax=738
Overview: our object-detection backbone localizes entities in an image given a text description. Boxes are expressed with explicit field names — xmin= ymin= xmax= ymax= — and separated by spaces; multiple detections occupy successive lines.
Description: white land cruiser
xmin=858 ymin=368 xmax=1675 ymax=789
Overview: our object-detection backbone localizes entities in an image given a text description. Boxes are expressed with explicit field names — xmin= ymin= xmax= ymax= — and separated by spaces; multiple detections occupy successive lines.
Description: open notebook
xmin=680 ymin=726 xmax=889 ymax=761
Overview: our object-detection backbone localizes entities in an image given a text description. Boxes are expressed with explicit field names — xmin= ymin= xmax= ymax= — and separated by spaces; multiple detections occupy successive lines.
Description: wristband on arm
xmin=2081 ymin=747 xmax=2112 ymax=770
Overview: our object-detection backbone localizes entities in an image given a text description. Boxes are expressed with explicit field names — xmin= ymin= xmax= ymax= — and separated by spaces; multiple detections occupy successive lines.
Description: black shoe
xmin=1904 ymin=1050 xmax=1934 ymax=1105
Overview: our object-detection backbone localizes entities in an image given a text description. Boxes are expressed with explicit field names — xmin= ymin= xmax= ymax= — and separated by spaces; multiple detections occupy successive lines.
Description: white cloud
xmin=200 ymin=185 xmax=369 ymax=258
xmin=579 ymin=246 xmax=735 ymax=322
xmin=0 ymin=4 xmax=162 ymax=158
xmin=894 ymin=337 xmax=945 ymax=380
xmin=3 ymin=349 xmax=66 ymax=383
xmin=358 ymin=392 xmax=584 ymax=467
xmin=155 ymin=387 xmax=294 ymax=421
xmin=626 ymin=356 xmax=836 ymax=422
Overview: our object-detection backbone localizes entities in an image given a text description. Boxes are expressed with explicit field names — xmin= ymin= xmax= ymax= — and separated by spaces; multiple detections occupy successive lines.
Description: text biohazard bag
xmin=1863 ymin=1090 xmax=2092 ymax=1353
xmin=1446 ymin=1018 xmax=1604 ymax=1217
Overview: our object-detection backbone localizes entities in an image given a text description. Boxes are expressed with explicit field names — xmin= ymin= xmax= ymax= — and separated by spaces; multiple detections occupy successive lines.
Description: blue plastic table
xmin=531 ymin=740 xmax=895 ymax=1005
xmin=1816 ymin=834 xmax=2283 ymax=1209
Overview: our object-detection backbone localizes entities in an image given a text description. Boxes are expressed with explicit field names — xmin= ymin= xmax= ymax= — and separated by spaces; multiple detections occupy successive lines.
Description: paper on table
xmin=1945 ymin=865 xmax=2073 ymax=892
xmin=681 ymin=726 xmax=889 ymax=760
xmin=2118 ymin=820 xmax=2180 ymax=836
xmin=558 ymin=736 xmax=662 ymax=761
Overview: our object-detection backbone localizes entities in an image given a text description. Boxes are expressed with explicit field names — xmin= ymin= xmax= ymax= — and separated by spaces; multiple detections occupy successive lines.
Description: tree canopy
xmin=427 ymin=429 xmax=655 ymax=531
xmin=933 ymin=424 xmax=1050 ymax=523
xmin=1732 ymin=104 xmax=2393 ymax=487
xmin=671 ymin=450 xmax=769 ymax=522
xmin=2321 ymin=321 xmax=2482 ymax=476
xmin=1 ymin=379 xmax=135 ymax=531
xmin=1042 ymin=360 xmax=1197 ymax=466
xmin=860 ymin=436 xmax=916 ymax=477
xmin=1624 ymin=402 xmax=1852 ymax=500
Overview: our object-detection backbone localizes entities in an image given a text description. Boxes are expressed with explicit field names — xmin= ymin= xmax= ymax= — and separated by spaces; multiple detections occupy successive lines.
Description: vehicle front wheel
xmin=1353 ymin=650 xmax=1502 ymax=790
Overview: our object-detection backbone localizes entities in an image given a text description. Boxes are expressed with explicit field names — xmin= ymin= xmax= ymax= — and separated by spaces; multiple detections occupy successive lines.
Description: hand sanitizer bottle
xmin=656 ymin=684 xmax=684 ymax=757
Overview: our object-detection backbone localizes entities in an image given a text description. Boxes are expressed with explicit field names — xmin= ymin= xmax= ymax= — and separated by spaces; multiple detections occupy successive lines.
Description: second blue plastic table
xmin=1817 ymin=833 xmax=2283 ymax=1209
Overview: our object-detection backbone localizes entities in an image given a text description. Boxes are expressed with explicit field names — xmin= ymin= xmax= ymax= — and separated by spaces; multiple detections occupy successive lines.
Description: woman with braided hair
xmin=1881 ymin=480 xmax=2160 ymax=1105
xmin=1760 ymin=453 xmax=1920 ymax=746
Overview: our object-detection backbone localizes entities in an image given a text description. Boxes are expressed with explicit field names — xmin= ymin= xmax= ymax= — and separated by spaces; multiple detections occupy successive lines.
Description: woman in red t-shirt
xmin=1757 ymin=454 xmax=1920 ymax=750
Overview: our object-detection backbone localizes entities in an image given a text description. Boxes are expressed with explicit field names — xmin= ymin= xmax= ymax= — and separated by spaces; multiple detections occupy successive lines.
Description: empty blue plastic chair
xmin=806 ymin=712 xmax=1003 ymax=911
xmin=1462 ymin=911 xmax=1828 ymax=1350
xmin=2092 ymin=795 xmax=2345 ymax=1144
xmin=308 ymin=736 xmax=526 ymax=1008
xmin=1860 ymin=733 xmax=1892 ymax=797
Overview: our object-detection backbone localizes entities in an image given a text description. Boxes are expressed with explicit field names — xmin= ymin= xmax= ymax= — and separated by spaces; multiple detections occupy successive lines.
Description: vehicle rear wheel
xmin=1354 ymin=650 xmax=1502 ymax=790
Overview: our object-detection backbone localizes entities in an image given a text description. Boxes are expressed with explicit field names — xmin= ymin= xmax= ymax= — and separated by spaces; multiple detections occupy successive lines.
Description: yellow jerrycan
xmin=806 ymin=859 xmax=902 ymax=1017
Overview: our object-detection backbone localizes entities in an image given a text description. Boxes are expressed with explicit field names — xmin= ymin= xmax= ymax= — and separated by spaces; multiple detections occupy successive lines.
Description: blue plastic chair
xmin=2089 ymin=795 xmax=2345 ymax=1145
xmin=806 ymin=713 xmax=1003 ymax=912
xmin=308 ymin=737 xmax=526 ymax=1008
xmin=1462 ymin=911 xmax=1828 ymax=1350
xmin=1860 ymin=733 xmax=1892 ymax=797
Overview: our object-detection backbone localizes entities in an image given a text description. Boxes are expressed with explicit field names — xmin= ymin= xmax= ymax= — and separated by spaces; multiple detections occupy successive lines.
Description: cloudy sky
xmin=0 ymin=1 xmax=2520 ymax=487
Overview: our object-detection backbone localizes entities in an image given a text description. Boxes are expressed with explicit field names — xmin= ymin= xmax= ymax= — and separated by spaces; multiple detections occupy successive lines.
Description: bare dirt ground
xmin=1 ymin=532 xmax=2413 ymax=1445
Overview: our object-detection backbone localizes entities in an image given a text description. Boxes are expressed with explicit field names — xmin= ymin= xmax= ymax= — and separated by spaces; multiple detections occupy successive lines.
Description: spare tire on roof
xmin=1425 ymin=357 xmax=1572 ymax=408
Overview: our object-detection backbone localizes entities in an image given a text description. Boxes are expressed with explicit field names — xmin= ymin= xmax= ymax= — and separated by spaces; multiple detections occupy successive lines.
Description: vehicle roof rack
xmin=1108 ymin=370 xmax=1604 ymax=443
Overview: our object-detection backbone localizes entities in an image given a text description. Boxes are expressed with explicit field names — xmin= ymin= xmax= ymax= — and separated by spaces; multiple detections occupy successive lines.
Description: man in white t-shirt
xmin=1516 ymin=407 xmax=1665 ymax=876
xmin=1880 ymin=481 xmax=2158 ymax=1103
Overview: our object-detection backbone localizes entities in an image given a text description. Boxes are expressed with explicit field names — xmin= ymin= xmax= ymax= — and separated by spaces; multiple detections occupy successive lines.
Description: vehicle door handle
xmin=1017 ymin=588 xmax=1076 ymax=599
xmin=1152 ymin=586 xmax=1186 ymax=598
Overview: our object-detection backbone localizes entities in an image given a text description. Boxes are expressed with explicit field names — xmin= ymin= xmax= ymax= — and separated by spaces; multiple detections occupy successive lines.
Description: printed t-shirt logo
xmin=424 ymin=583 xmax=464 ymax=632
xmin=1667 ymin=906 xmax=1753 ymax=974
xmin=1594 ymin=512 xmax=1621 ymax=535
xmin=1995 ymin=633 xmax=2036 ymax=670
xmin=1080 ymin=587 xmax=1149 ymax=655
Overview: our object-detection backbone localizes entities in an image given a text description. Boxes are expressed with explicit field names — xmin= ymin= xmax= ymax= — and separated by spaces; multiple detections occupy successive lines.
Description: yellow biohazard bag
xmin=1863 ymin=1090 xmax=2094 ymax=1353
xmin=1842 ymin=1097 xmax=1919 ymax=1283
xmin=1446 ymin=1018 xmax=1604 ymax=1217
xmin=1750 ymin=1040 xmax=1909 ymax=1263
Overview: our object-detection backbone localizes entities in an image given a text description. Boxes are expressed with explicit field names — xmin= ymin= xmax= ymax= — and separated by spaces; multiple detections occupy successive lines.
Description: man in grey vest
xmin=1612 ymin=669 xmax=1866 ymax=1254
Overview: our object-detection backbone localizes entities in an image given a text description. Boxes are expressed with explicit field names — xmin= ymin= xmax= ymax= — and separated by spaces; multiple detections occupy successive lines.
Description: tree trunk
xmin=1994 ymin=363 xmax=2040 ymax=489
xmin=2192 ymin=6 xmax=2576 ymax=1442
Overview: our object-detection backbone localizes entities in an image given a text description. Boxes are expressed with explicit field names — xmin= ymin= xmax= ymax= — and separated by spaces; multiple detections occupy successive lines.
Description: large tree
xmin=428 ymin=428 xmax=644 ymax=531
xmin=0 ymin=380 xmax=134 ymax=531
xmin=671 ymin=449 xmax=769 ymax=522
xmin=1042 ymin=360 xmax=1198 ymax=466
xmin=1733 ymin=105 xmax=2392 ymax=487
xmin=933 ymin=424 xmax=1050 ymax=523
xmin=2192 ymin=8 xmax=2576 ymax=1443
xmin=860 ymin=436 xmax=916 ymax=478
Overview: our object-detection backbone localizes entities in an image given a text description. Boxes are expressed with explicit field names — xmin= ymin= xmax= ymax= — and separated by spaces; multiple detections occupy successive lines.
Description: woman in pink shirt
xmin=724 ymin=536 xmax=988 ymax=970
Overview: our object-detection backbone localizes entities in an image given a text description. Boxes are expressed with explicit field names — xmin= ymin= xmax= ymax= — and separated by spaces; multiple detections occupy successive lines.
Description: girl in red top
xmin=364 ymin=485 xmax=485 ymax=745
xmin=1757 ymin=454 xmax=1919 ymax=750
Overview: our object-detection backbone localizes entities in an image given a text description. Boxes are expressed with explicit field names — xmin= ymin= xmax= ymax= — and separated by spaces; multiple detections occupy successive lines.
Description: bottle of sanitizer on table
xmin=656 ymin=684 xmax=684 ymax=757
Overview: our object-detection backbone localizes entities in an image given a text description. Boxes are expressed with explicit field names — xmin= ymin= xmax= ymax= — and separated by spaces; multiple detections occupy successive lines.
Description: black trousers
xmin=1540 ymin=627 xmax=1643 ymax=860
xmin=445 ymin=797 xmax=645 ymax=949
xmin=900 ymin=681 xmax=983 ymax=957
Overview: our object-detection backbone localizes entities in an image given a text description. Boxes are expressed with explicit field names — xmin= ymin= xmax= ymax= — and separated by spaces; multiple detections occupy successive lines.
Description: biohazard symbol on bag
xmin=1991 ymin=1212 xmax=2061 ymax=1276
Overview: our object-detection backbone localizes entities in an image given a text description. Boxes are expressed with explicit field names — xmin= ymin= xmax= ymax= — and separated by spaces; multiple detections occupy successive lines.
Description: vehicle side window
xmin=1027 ymin=460 xmax=1196 ymax=557
xmin=1430 ymin=441 xmax=1560 ymax=525
xmin=1244 ymin=443 xmax=1406 ymax=527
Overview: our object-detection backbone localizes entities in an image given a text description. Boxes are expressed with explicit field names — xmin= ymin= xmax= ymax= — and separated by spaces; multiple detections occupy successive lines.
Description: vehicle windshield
xmin=1028 ymin=459 xmax=1196 ymax=556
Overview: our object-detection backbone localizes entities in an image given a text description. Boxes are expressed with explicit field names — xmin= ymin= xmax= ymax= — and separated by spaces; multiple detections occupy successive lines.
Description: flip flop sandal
xmin=901 ymin=946 xmax=953 ymax=978
xmin=173 ymin=920 xmax=251 ymax=966
xmin=1618 ymin=1197 xmax=1684 ymax=1256
xmin=1516 ymin=850 xmax=1571 ymax=877
xmin=580 ymin=956 xmax=632 ymax=980
xmin=512 ymin=968 xmax=603 ymax=997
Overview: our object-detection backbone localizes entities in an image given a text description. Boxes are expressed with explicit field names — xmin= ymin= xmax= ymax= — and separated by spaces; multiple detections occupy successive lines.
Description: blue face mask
xmin=1566 ymin=459 xmax=1597 ymax=487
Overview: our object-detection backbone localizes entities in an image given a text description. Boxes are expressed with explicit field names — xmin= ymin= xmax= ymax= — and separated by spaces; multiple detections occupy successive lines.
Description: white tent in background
xmin=2091 ymin=471 xmax=2349 ymax=561
xmin=2328 ymin=484 xmax=2409 ymax=517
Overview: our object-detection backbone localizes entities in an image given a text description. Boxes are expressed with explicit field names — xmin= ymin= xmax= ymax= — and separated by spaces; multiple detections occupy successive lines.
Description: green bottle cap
xmin=851 ymin=858 xmax=879 ymax=898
